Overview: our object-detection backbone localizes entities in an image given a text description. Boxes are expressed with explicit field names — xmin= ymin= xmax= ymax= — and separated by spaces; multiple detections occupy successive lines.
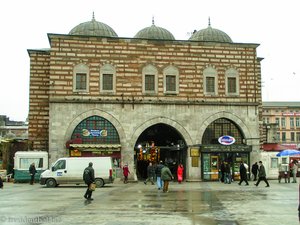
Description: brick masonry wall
xmin=28 ymin=50 xmax=50 ymax=151
xmin=47 ymin=35 xmax=261 ymax=104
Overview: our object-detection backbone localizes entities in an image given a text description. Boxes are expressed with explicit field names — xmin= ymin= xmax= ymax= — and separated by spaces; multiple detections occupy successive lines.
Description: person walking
xmin=155 ymin=161 xmax=164 ymax=190
xmin=255 ymin=161 xmax=270 ymax=187
xmin=83 ymin=162 xmax=95 ymax=200
xmin=144 ymin=162 xmax=155 ymax=185
xmin=251 ymin=162 xmax=259 ymax=181
xmin=292 ymin=160 xmax=298 ymax=183
xmin=177 ymin=163 xmax=184 ymax=184
xmin=29 ymin=162 xmax=37 ymax=185
xmin=224 ymin=162 xmax=232 ymax=184
xmin=0 ymin=177 xmax=3 ymax=189
xmin=161 ymin=163 xmax=173 ymax=193
xmin=122 ymin=163 xmax=130 ymax=184
xmin=220 ymin=161 xmax=226 ymax=183
xmin=238 ymin=161 xmax=249 ymax=186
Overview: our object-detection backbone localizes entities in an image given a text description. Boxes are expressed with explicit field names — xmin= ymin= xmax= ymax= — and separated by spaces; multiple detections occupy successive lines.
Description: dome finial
xmin=152 ymin=16 xmax=155 ymax=25
xmin=208 ymin=17 xmax=211 ymax=27
xmin=92 ymin=12 xmax=95 ymax=21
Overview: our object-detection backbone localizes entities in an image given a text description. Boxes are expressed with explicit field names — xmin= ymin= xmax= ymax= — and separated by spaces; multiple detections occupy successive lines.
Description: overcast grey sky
xmin=1 ymin=0 xmax=299 ymax=121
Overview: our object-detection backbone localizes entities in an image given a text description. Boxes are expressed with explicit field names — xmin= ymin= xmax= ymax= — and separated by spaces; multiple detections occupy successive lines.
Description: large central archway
xmin=134 ymin=123 xmax=187 ymax=180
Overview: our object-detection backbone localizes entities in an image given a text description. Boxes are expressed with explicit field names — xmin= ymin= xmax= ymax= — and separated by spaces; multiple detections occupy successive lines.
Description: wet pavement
xmin=0 ymin=179 xmax=299 ymax=225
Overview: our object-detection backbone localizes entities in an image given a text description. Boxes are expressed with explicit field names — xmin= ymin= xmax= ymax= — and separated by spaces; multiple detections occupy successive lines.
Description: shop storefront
xmin=200 ymin=117 xmax=252 ymax=181
xmin=201 ymin=145 xmax=252 ymax=181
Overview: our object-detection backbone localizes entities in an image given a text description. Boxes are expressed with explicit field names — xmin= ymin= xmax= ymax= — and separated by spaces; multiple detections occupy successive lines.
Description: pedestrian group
xmin=219 ymin=160 xmax=271 ymax=188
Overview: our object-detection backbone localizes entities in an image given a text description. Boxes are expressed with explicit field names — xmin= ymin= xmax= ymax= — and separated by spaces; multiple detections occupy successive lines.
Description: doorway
xmin=134 ymin=123 xmax=187 ymax=180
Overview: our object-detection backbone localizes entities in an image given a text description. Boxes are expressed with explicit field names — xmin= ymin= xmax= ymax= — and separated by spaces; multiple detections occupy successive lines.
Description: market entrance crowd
xmin=122 ymin=160 xmax=184 ymax=193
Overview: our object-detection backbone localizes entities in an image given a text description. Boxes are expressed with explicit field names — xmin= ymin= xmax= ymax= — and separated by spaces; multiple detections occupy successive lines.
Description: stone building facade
xmin=28 ymin=16 xmax=263 ymax=181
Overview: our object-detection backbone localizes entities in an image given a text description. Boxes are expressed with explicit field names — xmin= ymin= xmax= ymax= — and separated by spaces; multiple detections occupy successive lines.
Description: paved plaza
xmin=0 ymin=179 xmax=299 ymax=225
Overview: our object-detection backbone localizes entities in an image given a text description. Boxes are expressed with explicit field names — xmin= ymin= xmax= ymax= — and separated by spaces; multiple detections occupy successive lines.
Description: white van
xmin=14 ymin=151 xmax=48 ymax=183
xmin=40 ymin=157 xmax=114 ymax=187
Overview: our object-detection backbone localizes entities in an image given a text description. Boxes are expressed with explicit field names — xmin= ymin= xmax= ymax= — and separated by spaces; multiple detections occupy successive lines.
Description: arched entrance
xmin=201 ymin=118 xmax=251 ymax=181
xmin=66 ymin=115 xmax=121 ymax=166
xmin=134 ymin=123 xmax=187 ymax=180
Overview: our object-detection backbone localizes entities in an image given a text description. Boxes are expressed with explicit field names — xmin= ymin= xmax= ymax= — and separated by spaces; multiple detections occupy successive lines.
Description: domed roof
xmin=69 ymin=13 xmax=118 ymax=37
xmin=189 ymin=19 xmax=232 ymax=43
xmin=134 ymin=18 xmax=175 ymax=40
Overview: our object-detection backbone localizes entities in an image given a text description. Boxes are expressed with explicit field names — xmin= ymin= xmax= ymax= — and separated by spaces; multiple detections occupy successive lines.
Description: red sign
xmin=282 ymin=113 xmax=300 ymax=116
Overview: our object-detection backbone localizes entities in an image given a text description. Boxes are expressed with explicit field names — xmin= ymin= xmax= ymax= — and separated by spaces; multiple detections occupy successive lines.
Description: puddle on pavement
xmin=131 ymin=204 xmax=162 ymax=209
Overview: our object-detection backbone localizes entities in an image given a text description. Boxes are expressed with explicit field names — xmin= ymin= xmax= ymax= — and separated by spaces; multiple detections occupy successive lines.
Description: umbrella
xmin=276 ymin=149 xmax=300 ymax=157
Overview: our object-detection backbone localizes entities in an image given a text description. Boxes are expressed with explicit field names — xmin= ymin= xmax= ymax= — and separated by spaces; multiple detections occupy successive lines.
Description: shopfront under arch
xmin=200 ymin=117 xmax=252 ymax=181
xmin=65 ymin=114 xmax=123 ymax=167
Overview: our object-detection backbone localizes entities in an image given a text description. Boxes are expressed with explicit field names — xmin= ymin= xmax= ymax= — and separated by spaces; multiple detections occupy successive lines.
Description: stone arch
xmin=196 ymin=111 xmax=251 ymax=144
xmin=64 ymin=109 xmax=126 ymax=146
xmin=129 ymin=116 xmax=193 ymax=148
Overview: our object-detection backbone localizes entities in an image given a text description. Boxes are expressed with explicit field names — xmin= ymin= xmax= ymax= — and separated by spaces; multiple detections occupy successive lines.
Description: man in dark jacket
xmin=251 ymin=162 xmax=259 ymax=181
xmin=0 ymin=177 xmax=3 ymax=189
xmin=238 ymin=161 xmax=249 ymax=186
xmin=255 ymin=161 xmax=270 ymax=187
xmin=161 ymin=163 xmax=173 ymax=193
xmin=29 ymin=163 xmax=37 ymax=185
xmin=83 ymin=162 xmax=95 ymax=200
xmin=144 ymin=162 xmax=155 ymax=185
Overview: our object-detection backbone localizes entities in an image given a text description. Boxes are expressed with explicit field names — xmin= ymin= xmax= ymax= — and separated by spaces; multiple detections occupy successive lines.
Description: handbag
xmin=89 ymin=183 xmax=96 ymax=191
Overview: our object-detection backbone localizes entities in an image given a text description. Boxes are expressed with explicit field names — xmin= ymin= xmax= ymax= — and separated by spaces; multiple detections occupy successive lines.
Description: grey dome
xmin=69 ymin=14 xmax=118 ymax=37
xmin=134 ymin=19 xmax=175 ymax=40
xmin=189 ymin=22 xmax=232 ymax=43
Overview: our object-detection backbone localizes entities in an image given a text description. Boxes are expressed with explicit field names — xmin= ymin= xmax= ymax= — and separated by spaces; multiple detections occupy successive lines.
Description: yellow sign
xmin=190 ymin=148 xmax=200 ymax=157
xmin=70 ymin=150 xmax=82 ymax=157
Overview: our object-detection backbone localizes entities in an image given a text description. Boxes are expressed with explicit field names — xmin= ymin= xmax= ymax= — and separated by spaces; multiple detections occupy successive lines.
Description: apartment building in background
xmin=262 ymin=102 xmax=300 ymax=149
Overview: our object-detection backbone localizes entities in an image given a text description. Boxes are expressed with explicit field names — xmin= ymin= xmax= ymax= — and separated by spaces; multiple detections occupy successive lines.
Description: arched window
xmin=73 ymin=64 xmax=89 ymax=92
xmin=203 ymin=67 xmax=218 ymax=96
xmin=202 ymin=118 xmax=244 ymax=144
xmin=142 ymin=64 xmax=158 ymax=94
xmin=71 ymin=115 xmax=120 ymax=144
xmin=163 ymin=65 xmax=179 ymax=94
xmin=225 ymin=68 xmax=239 ymax=96
xmin=100 ymin=64 xmax=116 ymax=93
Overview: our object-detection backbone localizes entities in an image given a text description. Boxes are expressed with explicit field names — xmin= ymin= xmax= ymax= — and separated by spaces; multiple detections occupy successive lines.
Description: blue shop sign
xmin=218 ymin=135 xmax=235 ymax=145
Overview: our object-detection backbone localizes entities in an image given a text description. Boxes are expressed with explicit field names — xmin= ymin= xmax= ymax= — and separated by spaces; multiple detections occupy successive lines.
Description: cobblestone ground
xmin=0 ymin=179 xmax=298 ymax=225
